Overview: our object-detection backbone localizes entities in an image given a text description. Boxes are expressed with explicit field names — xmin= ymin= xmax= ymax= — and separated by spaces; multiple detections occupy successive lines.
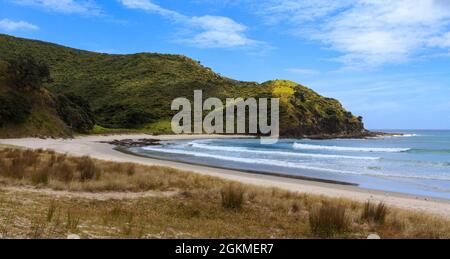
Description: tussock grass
xmin=0 ymin=147 xmax=449 ymax=239
xmin=361 ymin=201 xmax=388 ymax=225
xmin=309 ymin=203 xmax=350 ymax=238
xmin=77 ymin=156 xmax=101 ymax=182
xmin=221 ymin=184 xmax=245 ymax=210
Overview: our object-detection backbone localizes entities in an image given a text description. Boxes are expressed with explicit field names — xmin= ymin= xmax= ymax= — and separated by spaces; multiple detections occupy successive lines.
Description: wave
xmin=399 ymin=134 xmax=419 ymax=137
xmin=293 ymin=143 xmax=411 ymax=153
xmin=141 ymin=146 xmax=365 ymax=174
xmin=140 ymin=147 xmax=450 ymax=181
xmin=189 ymin=143 xmax=380 ymax=160
xmin=369 ymin=133 xmax=420 ymax=139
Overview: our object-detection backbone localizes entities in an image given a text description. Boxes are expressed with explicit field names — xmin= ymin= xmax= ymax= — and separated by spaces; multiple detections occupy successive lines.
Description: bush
xmin=0 ymin=93 xmax=31 ymax=126
xmin=221 ymin=184 xmax=245 ymax=210
xmin=56 ymin=93 xmax=95 ymax=133
xmin=309 ymin=203 xmax=350 ymax=238
xmin=95 ymin=104 xmax=154 ymax=128
xmin=6 ymin=55 xmax=51 ymax=91
xmin=361 ymin=201 xmax=388 ymax=225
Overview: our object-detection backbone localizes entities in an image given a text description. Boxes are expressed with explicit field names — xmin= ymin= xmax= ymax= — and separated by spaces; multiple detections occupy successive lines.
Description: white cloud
xmin=286 ymin=68 xmax=318 ymax=75
xmin=0 ymin=19 xmax=39 ymax=31
xmin=12 ymin=0 xmax=101 ymax=15
xmin=119 ymin=0 xmax=263 ymax=49
xmin=260 ymin=0 xmax=450 ymax=68
xmin=183 ymin=15 xmax=261 ymax=48
xmin=119 ymin=0 xmax=182 ymax=19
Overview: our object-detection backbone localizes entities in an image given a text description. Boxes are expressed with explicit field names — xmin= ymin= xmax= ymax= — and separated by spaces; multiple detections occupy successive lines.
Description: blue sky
xmin=1 ymin=0 xmax=450 ymax=130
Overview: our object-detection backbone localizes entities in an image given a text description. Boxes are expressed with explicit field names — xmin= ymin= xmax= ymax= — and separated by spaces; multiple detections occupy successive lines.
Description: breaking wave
xmin=293 ymin=143 xmax=411 ymax=153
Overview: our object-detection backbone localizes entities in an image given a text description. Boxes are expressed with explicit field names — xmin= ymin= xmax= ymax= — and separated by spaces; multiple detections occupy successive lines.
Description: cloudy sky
xmin=1 ymin=0 xmax=450 ymax=129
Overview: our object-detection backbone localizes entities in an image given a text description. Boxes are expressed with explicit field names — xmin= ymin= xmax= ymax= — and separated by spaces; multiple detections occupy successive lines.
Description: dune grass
xmin=0 ymin=148 xmax=449 ymax=239
xmin=309 ymin=203 xmax=350 ymax=238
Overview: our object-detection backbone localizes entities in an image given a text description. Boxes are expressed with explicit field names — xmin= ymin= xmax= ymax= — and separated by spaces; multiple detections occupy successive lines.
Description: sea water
xmin=132 ymin=130 xmax=450 ymax=199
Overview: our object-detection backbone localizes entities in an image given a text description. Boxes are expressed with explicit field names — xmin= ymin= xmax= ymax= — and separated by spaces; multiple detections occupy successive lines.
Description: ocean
xmin=130 ymin=130 xmax=450 ymax=199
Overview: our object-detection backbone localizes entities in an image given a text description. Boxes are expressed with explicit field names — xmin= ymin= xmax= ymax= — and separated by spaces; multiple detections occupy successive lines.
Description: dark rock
xmin=103 ymin=138 xmax=161 ymax=148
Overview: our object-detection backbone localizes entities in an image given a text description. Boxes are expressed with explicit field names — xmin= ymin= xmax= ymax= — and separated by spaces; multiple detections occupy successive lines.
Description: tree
xmin=56 ymin=93 xmax=95 ymax=133
xmin=6 ymin=56 xmax=51 ymax=91
xmin=0 ymin=93 xmax=31 ymax=126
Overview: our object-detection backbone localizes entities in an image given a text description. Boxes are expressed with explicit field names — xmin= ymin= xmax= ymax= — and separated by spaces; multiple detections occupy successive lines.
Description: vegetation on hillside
xmin=0 ymin=34 xmax=366 ymax=138
xmin=0 ymin=147 xmax=448 ymax=239
xmin=0 ymin=54 xmax=95 ymax=138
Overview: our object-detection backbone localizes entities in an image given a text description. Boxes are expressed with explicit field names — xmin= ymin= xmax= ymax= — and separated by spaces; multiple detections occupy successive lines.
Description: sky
xmin=1 ymin=0 xmax=450 ymax=130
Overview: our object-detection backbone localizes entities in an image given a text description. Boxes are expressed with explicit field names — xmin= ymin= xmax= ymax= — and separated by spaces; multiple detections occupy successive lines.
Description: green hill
xmin=0 ymin=56 xmax=70 ymax=138
xmin=0 ymin=55 xmax=94 ymax=138
xmin=0 ymin=34 xmax=367 ymax=138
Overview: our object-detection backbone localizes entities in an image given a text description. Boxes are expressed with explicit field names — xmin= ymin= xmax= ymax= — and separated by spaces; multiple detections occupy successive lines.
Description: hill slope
xmin=0 ymin=56 xmax=95 ymax=138
xmin=0 ymin=58 xmax=71 ymax=138
xmin=0 ymin=34 xmax=367 ymax=138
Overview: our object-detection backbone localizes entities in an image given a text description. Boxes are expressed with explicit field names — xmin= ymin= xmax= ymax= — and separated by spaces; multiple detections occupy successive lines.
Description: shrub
xmin=309 ymin=203 xmax=350 ymax=238
xmin=56 ymin=93 xmax=95 ymax=133
xmin=6 ymin=55 xmax=51 ymax=91
xmin=221 ymin=184 xmax=245 ymax=210
xmin=95 ymin=104 xmax=153 ymax=128
xmin=361 ymin=201 xmax=388 ymax=225
xmin=0 ymin=93 xmax=31 ymax=126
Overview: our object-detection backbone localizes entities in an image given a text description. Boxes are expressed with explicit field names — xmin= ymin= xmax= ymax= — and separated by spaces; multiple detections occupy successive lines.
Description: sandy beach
xmin=1 ymin=134 xmax=449 ymax=218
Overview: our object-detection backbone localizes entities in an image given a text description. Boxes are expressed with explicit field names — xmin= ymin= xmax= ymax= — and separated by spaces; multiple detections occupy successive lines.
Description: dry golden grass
xmin=361 ymin=201 xmax=388 ymax=225
xmin=221 ymin=184 xmax=245 ymax=210
xmin=0 ymin=148 xmax=221 ymax=193
xmin=309 ymin=203 xmax=350 ymax=238
xmin=0 ymin=148 xmax=449 ymax=239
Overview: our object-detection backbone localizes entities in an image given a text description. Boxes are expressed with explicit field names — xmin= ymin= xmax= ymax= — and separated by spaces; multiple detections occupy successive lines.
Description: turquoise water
xmin=132 ymin=130 xmax=450 ymax=199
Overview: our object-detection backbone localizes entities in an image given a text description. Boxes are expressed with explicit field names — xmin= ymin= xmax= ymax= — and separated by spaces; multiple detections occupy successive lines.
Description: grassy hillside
xmin=0 ymin=56 xmax=95 ymax=138
xmin=0 ymin=59 xmax=72 ymax=138
xmin=0 ymin=34 xmax=366 ymax=138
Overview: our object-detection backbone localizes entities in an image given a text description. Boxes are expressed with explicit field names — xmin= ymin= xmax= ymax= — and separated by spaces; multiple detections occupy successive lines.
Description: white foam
xmin=398 ymin=134 xmax=419 ymax=137
xmin=370 ymin=134 xmax=420 ymax=139
xmin=293 ymin=143 xmax=410 ymax=153
xmin=190 ymin=143 xmax=380 ymax=160
xmin=140 ymin=147 xmax=450 ymax=181
xmin=141 ymin=146 xmax=361 ymax=174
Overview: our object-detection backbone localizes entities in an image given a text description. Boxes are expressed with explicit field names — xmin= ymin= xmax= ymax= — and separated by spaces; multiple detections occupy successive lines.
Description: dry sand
xmin=1 ymin=134 xmax=449 ymax=218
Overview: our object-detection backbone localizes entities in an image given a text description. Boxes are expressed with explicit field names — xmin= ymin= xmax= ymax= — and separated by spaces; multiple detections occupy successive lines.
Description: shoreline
xmin=115 ymin=146 xmax=358 ymax=186
xmin=1 ymin=134 xmax=450 ymax=218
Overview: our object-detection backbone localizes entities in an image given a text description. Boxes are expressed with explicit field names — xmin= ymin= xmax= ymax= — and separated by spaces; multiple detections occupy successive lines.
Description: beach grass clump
xmin=309 ymin=203 xmax=350 ymax=238
xmin=77 ymin=156 xmax=101 ymax=181
xmin=221 ymin=184 xmax=245 ymax=210
xmin=51 ymin=161 xmax=75 ymax=183
xmin=361 ymin=201 xmax=388 ymax=225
